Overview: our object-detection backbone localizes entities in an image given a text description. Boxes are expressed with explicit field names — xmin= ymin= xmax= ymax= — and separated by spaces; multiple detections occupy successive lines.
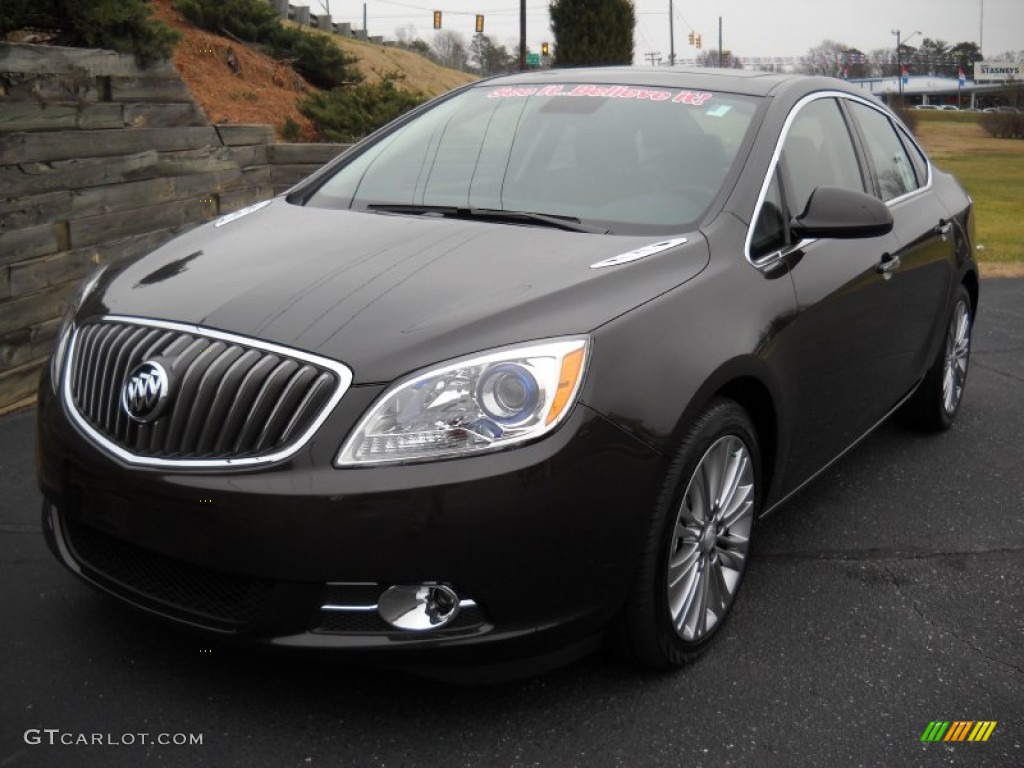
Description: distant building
xmin=847 ymin=75 xmax=1018 ymax=109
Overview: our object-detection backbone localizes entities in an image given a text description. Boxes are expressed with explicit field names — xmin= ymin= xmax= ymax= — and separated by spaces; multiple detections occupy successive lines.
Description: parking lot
xmin=1 ymin=278 xmax=1021 ymax=768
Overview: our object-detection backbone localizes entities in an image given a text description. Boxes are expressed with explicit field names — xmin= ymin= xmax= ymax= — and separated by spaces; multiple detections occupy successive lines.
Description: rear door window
xmin=847 ymin=101 xmax=921 ymax=201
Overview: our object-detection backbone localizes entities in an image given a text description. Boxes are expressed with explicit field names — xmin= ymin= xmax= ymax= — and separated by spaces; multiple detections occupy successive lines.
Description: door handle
xmin=876 ymin=252 xmax=901 ymax=278
xmin=935 ymin=220 xmax=953 ymax=239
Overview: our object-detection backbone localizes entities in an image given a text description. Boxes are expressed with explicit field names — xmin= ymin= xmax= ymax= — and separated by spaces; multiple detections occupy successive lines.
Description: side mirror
xmin=790 ymin=186 xmax=894 ymax=240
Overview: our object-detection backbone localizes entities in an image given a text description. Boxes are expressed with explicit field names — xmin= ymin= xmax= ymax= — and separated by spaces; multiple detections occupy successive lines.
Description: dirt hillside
xmin=150 ymin=0 xmax=474 ymax=139
xmin=294 ymin=22 xmax=477 ymax=96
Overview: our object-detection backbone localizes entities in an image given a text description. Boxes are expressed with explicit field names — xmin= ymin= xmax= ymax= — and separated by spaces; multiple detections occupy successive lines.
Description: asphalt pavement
xmin=1 ymin=278 xmax=1021 ymax=768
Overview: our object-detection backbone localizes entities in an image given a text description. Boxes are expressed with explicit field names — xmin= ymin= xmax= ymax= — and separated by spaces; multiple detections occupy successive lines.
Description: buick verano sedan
xmin=37 ymin=69 xmax=977 ymax=673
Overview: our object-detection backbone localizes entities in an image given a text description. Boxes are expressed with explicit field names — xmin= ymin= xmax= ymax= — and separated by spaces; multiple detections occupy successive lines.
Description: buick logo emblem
xmin=121 ymin=361 xmax=170 ymax=423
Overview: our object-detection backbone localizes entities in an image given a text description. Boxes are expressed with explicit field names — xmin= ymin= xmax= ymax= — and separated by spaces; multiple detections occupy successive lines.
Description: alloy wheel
xmin=943 ymin=299 xmax=971 ymax=415
xmin=666 ymin=435 xmax=755 ymax=643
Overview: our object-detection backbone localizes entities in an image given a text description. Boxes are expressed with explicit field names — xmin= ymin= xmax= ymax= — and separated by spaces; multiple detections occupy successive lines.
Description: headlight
xmin=50 ymin=265 xmax=108 ymax=392
xmin=337 ymin=337 xmax=589 ymax=465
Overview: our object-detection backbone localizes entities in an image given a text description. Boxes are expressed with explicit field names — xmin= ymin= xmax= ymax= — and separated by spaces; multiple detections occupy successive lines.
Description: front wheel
xmin=612 ymin=398 xmax=761 ymax=669
xmin=899 ymin=285 xmax=973 ymax=431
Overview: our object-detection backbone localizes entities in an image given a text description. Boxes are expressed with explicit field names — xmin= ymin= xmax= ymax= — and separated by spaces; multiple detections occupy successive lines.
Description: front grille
xmin=66 ymin=317 xmax=350 ymax=465
xmin=63 ymin=516 xmax=270 ymax=629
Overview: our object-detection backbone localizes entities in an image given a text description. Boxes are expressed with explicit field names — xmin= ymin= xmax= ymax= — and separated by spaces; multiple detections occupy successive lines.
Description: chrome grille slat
xmin=74 ymin=325 xmax=101 ymax=400
xmin=232 ymin=359 xmax=299 ymax=454
xmin=96 ymin=326 xmax=122 ymax=421
xmin=197 ymin=349 xmax=262 ymax=455
xmin=279 ymin=372 xmax=334 ymax=444
xmin=213 ymin=355 xmax=280 ymax=455
xmin=101 ymin=326 xmax=147 ymax=432
xmin=65 ymin=318 xmax=350 ymax=466
xmin=179 ymin=345 xmax=244 ymax=454
xmin=85 ymin=325 xmax=117 ymax=418
xmin=164 ymin=338 xmax=219 ymax=453
xmin=255 ymin=365 xmax=318 ymax=452
xmin=132 ymin=330 xmax=188 ymax=453
xmin=111 ymin=329 xmax=166 ymax=440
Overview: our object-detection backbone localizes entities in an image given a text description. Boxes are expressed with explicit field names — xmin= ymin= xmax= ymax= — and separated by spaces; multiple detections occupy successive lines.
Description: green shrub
xmin=271 ymin=25 xmax=361 ymax=90
xmin=175 ymin=0 xmax=278 ymax=42
xmin=175 ymin=0 xmax=360 ymax=89
xmin=298 ymin=74 xmax=426 ymax=142
xmin=979 ymin=112 xmax=1024 ymax=139
xmin=280 ymin=115 xmax=302 ymax=142
xmin=1 ymin=0 xmax=179 ymax=65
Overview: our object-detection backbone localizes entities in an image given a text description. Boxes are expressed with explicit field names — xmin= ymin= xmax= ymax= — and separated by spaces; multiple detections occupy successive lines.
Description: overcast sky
xmin=296 ymin=0 xmax=1022 ymax=62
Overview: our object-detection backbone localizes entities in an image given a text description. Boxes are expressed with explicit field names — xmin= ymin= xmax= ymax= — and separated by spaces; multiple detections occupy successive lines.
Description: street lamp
xmin=892 ymin=29 xmax=922 ymax=97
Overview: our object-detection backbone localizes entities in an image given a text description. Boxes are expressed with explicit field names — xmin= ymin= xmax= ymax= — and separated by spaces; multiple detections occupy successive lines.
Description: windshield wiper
xmin=367 ymin=204 xmax=609 ymax=234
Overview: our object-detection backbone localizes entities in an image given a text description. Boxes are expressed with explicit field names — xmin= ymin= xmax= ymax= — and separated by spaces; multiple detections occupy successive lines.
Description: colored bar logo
xmin=921 ymin=721 xmax=997 ymax=742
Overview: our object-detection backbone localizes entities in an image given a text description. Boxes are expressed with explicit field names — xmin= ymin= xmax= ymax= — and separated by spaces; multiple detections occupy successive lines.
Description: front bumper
xmin=36 ymin=368 xmax=664 ymax=664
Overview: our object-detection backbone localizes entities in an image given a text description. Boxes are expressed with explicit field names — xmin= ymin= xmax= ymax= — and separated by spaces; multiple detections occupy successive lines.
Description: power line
xmin=376 ymin=0 xmax=547 ymax=14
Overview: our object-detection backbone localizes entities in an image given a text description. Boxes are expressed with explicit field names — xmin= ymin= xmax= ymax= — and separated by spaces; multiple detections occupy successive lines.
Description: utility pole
xmin=668 ymin=1 xmax=675 ymax=66
xmin=520 ymin=0 xmax=527 ymax=71
xmin=718 ymin=16 xmax=723 ymax=68
xmin=896 ymin=29 xmax=903 ymax=96
xmin=892 ymin=29 xmax=921 ymax=98
xmin=645 ymin=51 xmax=662 ymax=67
xmin=980 ymin=0 xmax=984 ymax=52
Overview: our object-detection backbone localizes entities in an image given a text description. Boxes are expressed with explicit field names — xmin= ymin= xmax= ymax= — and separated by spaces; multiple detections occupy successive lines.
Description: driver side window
xmin=781 ymin=98 xmax=865 ymax=216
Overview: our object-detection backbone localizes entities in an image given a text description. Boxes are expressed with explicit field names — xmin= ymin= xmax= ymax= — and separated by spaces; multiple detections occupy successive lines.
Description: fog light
xmin=377 ymin=584 xmax=461 ymax=631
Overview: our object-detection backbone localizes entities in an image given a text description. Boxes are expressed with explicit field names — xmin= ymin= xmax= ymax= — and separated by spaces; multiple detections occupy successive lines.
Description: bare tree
xmin=432 ymin=30 xmax=469 ymax=71
xmin=800 ymin=40 xmax=851 ymax=78
xmin=868 ymin=48 xmax=897 ymax=78
xmin=696 ymin=50 xmax=742 ymax=68
xmin=990 ymin=50 xmax=1024 ymax=62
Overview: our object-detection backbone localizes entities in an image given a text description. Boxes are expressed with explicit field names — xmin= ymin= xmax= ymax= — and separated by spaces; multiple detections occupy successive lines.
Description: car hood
xmin=96 ymin=199 xmax=709 ymax=383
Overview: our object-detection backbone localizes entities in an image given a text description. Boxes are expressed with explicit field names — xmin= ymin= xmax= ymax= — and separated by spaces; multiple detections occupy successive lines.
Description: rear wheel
xmin=899 ymin=285 xmax=973 ymax=431
xmin=612 ymin=398 xmax=760 ymax=669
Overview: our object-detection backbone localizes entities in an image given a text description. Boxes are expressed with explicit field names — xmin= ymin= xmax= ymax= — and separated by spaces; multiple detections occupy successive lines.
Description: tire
xmin=611 ymin=398 xmax=761 ymax=669
xmin=899 ymin=285 xmax=973 ymax=431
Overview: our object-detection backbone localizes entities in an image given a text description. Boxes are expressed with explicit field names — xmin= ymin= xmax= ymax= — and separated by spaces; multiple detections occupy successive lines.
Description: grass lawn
xmin=912 ymin=112 xmax=1024 ymax=273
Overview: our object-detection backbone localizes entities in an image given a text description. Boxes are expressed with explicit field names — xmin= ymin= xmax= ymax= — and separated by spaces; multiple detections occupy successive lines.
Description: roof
xmin=482 ymin=66 xmax=801 ymax=97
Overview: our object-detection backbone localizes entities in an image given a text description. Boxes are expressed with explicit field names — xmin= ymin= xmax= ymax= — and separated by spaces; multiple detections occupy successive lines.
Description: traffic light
xmin=475 ymin=15 xmax=484 ymax=34
xmin=433 ymin=10 xmax=441 ymax=29
xmin=688 ymin=32 xmax=695 ymax=46
xmin=541 ymin=42 xmax=550 ymax=57
xmin=695 ymin=34 xmax=702 ymax=49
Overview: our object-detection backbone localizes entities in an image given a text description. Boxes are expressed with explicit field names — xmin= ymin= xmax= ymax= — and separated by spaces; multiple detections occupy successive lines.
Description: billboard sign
xmin=974 ymin=62 xmax=1023 ymax=81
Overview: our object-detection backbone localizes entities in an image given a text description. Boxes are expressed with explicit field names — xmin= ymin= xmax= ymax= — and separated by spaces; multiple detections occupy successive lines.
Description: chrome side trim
xmin=590 ymin=238 xmax=688 ymax=268
xmin=320 ymin=599 xmax=477 ymax=612
xmin=62 ymin=315 xmax=353 ymax=469
xmin=322 ymin=604 xmax=378 ymax=612
xmin=213 ymin=199 xmax=272 ymax=228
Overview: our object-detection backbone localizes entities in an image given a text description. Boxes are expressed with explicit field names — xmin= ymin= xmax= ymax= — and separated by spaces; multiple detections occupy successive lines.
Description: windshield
xmin=305 ymin=82 xmax=760 ymax=234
